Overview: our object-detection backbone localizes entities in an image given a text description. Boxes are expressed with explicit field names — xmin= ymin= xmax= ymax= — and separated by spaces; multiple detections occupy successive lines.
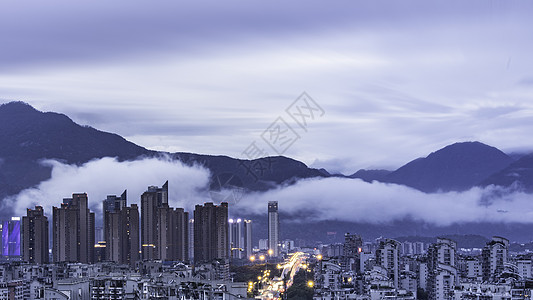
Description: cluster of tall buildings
xmin=13 ymin=181 xmax=266 ymax=267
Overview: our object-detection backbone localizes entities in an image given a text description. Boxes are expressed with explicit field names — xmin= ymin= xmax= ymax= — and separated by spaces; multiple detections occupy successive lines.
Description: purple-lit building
xmin=0 ymin=217 xmax=21 ymax=258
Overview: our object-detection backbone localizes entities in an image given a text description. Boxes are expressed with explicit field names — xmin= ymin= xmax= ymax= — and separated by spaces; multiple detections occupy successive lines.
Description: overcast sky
xmin=1 ymin=0 xmax=533 ymax=174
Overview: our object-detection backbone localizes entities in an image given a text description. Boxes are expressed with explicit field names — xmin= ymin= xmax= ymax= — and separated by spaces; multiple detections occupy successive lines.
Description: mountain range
xmin=2 ymin=101 xmax=533 ymax=200
xmin=3 ymin=101 xmax=533 ymax=242
xmin=0 ymin=102 xmax=325 ymax=203
xmin=353 ymin=142 xmax=533 ymax=193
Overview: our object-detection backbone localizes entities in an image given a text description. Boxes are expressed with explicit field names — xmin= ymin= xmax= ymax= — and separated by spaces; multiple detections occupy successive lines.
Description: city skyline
xmin=3 ymin=1 xmax=533 ymax=298
xmin=2 ymin=175 xmax=533 ymax=299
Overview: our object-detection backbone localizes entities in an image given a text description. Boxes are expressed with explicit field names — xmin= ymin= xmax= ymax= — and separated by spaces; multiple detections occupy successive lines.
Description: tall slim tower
xmin=244 ymin=219 xmax=253 ymax=259
xmin=193 ymin=202 xmax=229 ymax=263
xmin=268 ymin=201 xmax=279 ymax=257
xmin=103 ymin=190 xmax=140 ymax=266
xmin=188 ymin=219 xmax=195 ymax=262
xmin=22 ymin=206 xmax=49 ymax=264
xmin=53 ymin=193 xmax=95 ymax=263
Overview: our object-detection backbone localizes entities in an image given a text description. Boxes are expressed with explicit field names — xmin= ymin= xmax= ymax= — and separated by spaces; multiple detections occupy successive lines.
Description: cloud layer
xmin=7 ymin=157 xmax=211 ymax=221
xmin=235 ymin=177 xmax=533 ymax=226
xmin=4 ymin=157 xmax=533 ymax=228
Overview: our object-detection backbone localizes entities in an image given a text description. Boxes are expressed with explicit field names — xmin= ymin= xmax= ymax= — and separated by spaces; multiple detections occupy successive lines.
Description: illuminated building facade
xmin=0 ymin=217 xmax=21 ymax=258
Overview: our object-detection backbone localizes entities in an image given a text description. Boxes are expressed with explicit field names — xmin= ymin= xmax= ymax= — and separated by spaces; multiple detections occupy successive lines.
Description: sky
xmin=1 ymin=0 xmax=533 ymax=175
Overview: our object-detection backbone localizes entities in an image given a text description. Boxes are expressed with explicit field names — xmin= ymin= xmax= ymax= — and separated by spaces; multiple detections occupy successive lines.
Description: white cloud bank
xmin=5 ymin=157 xmax=533 ymax=227
xmin=235 ymin=177 xmax=533 ymax=226
xmin=7 ymin=157 xmax=211 ymax=219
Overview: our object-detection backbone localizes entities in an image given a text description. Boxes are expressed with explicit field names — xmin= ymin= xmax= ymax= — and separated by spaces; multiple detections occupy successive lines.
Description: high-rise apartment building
xmin=103 ymin=190 xmax=140 ymax=266
xmin=103 ymin=191 xmax=126 ymax=262
xmin=427 ymin=238 xmax=458 ymax=300
xmin=482 ymin=236 xmax=509 ymax=282
xmin=375 ymin=239 xmax=400 ymax=289
xmin=53 ymin=193 xmax=95 ymax=263
xmin=141 ymin=181 xmax=188 ymax=262
xmin=342 ymin=233 xmax=363 ymax=271
xmin=193 ymin=202 xmax=228 ymax=263
xmin=158 ymin=206 xmax=189 ymax=261
xmin=22 ymin=206 xmax=49 ymax=264
xmin=268 ymin=201 xmax=279 ymax=257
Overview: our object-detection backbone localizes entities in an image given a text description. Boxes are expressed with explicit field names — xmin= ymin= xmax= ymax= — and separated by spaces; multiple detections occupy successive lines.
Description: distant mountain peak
xmin=384 ymin=141 xmax=513 ymax=193
xmin=430 ymin=141 xmax=500 ymax=155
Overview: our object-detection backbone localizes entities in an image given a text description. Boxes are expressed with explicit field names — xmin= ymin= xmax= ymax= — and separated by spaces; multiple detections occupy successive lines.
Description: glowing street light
xmin=259 ymin=255 xmax=265 ymax=261
xmin=249 ymin=256 xmax=256 ymax=262
xmin=317 ymin=254 xmax=323 ymax=260
xmin=268 ymin=249 xmax=274 ymax=256
xmin=307 ymin=280 xmax=314 ymax=288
